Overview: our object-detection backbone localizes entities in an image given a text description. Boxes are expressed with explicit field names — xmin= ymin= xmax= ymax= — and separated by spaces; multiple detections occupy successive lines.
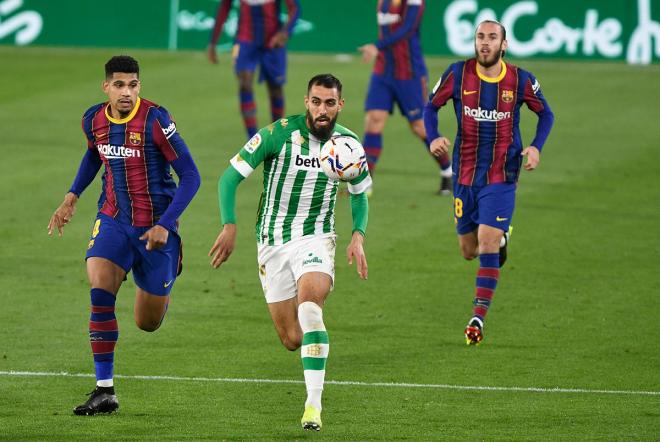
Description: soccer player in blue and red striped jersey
xmin=208 ymin=0 xmax=300 ymax=138
xmin=48 ymin=56 xmax=201 ymax=414
xmin=359 ymin=0 xmax=451 ymax=195
xmin=424 ymin=21 xmax=554 ymax=345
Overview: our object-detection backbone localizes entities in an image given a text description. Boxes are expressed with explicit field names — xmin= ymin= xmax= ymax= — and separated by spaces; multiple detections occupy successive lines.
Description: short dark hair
xmin=477 ymin=20 xmax=507 ymax=40
xmin=105 ymin=55 xmax=139 ymax=79
xmin=307 ymin=74 xmax=342 ymax=97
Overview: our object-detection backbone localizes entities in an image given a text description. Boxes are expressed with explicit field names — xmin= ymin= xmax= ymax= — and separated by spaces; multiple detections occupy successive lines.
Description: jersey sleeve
xmin=209 ymin=0 xmax=232 ymax=45
xmin=375 ymin=0 xmax=423 ymax=49
xmin=152 ymin=106 xmax=190 ymax=162
xmin=522 ymin=72 xmax=555 ymax=151
xmin=229 ymin=127 xmax=277 ymax=178
xmin=283 ymin=0 xmax=301 ymax=35
xmin=424 ymin=64 xmax=455 ymax=141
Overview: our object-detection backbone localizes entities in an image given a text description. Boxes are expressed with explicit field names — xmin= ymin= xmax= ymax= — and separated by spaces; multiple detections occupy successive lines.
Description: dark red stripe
xmin=489 ymin=63 xmax=518 ymax=184
xmin=476 ymin=287 xmax=494 ymax=298
xmin=263 ymin=2 xmax=278 ymax=42
xmin=458 ymin=59 xmax=481 ymax=185
xmin=91 ymin=341 xmax=116 ymax=354
xmin=90 ymin=319 xmax=118 ymax=332
xmin=237 ymin=3 xmax=253 ymax=42
xmin=91 ymin=306 xmax=115 ymax=313
xmin=478 ymin=267 xmax=500 ymax=278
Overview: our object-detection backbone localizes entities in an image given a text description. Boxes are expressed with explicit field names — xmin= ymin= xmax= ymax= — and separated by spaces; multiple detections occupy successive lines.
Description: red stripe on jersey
xmin=489 ymin=64 xmax=518 ymax=184
xmin=237 ymin=2 xmax=253 ymax=42
xmin=431 ymin=71 xmax=454 ymax=107
xmin=124 ymin=104 xmax=153 ymax=226
xmin=392 ymin=35 xmax=411 ymax=79
xmin=263 ymin=2 xmax=278 ymax=42
xmin=91 ymin=341 xmax=116 ymax=354
xmin=90 ymin=319 xmax=118 ymax=332
xmin=524 ymin=78 xmax=545 ymax=113
xmin=152 ymin=118 xmax=179 ymax=162
xmin=458 ymin=60 xmax=481 ymax=186
xmin=94 ymin=106 xmax=119 ymax=218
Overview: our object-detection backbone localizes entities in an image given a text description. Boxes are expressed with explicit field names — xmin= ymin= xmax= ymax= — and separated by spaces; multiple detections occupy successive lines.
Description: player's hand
xmin=347 ymin=232 xmax=368 ymax=280
xmin=48 ymin=192 xmax=78 ymax=236
xmin=358 ymin=44 xmax=378 ymax=63
xmin=268 ymin=31 xmax=288 ymax=48
xmin=430 ymin=137 xmax=451 ymax=157
xmin=209 ymin=224 xmax=237 ymax=269
xmin=139 ymin=225 xmax=169 ymax=251
xmin=207 ymin=44 xmax=218 ymax=64
xmin=522 ymin=146 xmax=540 ymax=171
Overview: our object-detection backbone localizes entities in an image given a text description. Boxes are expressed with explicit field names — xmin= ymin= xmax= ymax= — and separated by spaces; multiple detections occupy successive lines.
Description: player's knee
xmin=364 ymin=113 xmax=385 ymax=133
xmin=279 ymin=331 xmax=302 ymax=351
xmin=135 ymin=316 xmax=162 ymax=332
xmin=460 ymin=247 xmax=478 ymax=260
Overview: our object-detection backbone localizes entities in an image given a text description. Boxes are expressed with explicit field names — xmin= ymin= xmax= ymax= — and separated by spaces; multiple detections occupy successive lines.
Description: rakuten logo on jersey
xmin=294 ymin=154 xmax=321 ymax=171
xmin=463 ymin=106 xmax=511 ymax=122
xmin=378 ymin=12 xmax=400 ymax=26
xmin=97 ymin=144 xmax=142 ymax=159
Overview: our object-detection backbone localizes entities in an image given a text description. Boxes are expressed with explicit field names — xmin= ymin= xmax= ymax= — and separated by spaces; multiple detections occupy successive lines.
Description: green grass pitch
xmin=0 ymin=46 xmax=658 ymax=440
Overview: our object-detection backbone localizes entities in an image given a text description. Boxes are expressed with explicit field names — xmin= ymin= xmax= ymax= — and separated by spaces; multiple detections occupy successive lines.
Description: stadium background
xmin=1 ymin=0 xmax=658 ymax=439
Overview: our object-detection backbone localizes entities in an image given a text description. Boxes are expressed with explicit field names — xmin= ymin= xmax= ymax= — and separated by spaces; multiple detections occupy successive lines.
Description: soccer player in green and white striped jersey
xmin=209 ymin=74 xmax=370 ymax=431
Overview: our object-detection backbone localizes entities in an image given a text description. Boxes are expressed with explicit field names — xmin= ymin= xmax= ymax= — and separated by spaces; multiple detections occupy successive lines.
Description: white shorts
xmin=257 ymin=233 xmax=336 ymax=303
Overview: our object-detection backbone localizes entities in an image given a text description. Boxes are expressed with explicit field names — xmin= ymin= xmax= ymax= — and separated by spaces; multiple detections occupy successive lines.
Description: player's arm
xmin=360 ymin=0 xmax=423 ymax=62
xmin=424 ymin=67 xmax=454 ymax=157
xmin=522 ymin=73 xmax=555 ymax=171
xmin=143 ymin=112 xmax=201 ymax=250
xmin=207 ymin=0 xmax=233 ymax=63
xmin=269 ymin=0 xmax=301 ymax=48
xmin=48 ymin=146 xmax=102 ymax=236
xmin=346 ymin=170 xmax=371 ymax=280
xmin=209 ymin=130 xmax=272 ymax=268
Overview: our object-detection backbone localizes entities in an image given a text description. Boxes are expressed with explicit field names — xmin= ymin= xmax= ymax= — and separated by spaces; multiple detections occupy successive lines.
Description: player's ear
xmin=102 ymin=81 xmax=109 ymax=94
xmin=501 ymin=38 xmax=508 ymax=52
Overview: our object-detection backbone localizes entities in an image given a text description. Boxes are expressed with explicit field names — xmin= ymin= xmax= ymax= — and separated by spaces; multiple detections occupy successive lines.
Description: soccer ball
xmin=319 ymin=136 xmax=367 ymax=182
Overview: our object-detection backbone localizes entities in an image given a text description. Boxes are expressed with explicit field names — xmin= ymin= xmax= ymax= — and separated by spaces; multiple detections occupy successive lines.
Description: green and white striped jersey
xmin=229 ymin=114 xmax=371 ymax=246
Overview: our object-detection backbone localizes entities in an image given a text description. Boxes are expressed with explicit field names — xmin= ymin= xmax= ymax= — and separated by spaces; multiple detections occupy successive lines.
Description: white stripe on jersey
xmin=289 ymin=134 xmax=321 ymax=239
xmin=348 ymin=175 xmax=373 ymax=194
xmin=230 ymin=154 xmax=255 ymax=178
xmin=271 ymin=131 xmax=301 ymax=244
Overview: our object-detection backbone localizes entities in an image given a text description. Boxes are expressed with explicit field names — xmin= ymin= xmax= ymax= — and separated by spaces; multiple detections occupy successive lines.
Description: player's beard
xmin=306 ymin=111 xmax=337 ymax=141
xmin=475 ymin=44 xmax=503 ymax=69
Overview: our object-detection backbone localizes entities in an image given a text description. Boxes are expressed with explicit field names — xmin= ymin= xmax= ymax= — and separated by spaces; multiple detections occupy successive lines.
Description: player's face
xmin=474 ymin=23 xmax=508 ymax=68
xmin=102 ymin=72 xmax=140 ymax=117
xmin=305 ymin=85 xmax=344 ymax=140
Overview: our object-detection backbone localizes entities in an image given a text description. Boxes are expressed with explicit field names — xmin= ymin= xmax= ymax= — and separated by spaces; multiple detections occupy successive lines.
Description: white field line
xmin=1 ymin=370 xmax=658 ymax=396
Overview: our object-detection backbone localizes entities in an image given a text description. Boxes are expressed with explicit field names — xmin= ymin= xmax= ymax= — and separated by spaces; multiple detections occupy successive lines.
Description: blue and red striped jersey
xmin=425 ymin=58 xmax=554 ymax=186
xmin=210 ymin=0 xmax=300 ymax=47
xmin=373 ymin=0 xmax=426 ymax=80
xmin=81 ymin=97 xmax=191 ymax=227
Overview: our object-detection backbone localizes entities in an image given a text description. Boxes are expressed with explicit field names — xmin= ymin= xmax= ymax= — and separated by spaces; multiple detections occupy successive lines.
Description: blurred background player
xmin=424 ymin=21 xmax=554 ymax=345
xmin=48 ymin=55 xmax=201 ymax=415
xmin=358 ymin=0 xmax=452 ymax=195
xmin=208 ymin=0 xmax=300 ymax=139
xmin=209 ymin=74 xmax=370 ymax=431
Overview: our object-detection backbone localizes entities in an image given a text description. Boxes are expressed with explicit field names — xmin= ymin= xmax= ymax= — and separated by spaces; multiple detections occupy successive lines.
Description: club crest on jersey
xmin=128 ymin=132 xmax=142 ymax=145
xmin=501 ymin=90 xmax=514 ymax=103
xmin=244 ymin=133 xmax=262 ymax=153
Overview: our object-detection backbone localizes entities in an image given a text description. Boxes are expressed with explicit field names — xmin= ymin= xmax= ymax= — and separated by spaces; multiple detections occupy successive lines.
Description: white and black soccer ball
xmin=319 ymin=136 xmax=367 ymax=182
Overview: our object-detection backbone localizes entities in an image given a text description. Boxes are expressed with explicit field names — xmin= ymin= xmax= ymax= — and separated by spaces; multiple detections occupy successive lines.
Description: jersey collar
xmin=476 ymin=60 xmax=507 ymax=83
xmin=105 ymin=97 xmax=141 ymax=124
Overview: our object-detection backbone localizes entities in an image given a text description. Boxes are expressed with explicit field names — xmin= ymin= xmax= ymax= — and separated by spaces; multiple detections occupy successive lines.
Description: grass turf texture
xmin=0 ymin=46 xmax=658 ymax=440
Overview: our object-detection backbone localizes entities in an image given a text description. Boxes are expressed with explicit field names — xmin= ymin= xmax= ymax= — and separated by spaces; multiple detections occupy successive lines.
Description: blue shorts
xmin=453 ymin=183 xmax=516 ymax=235
xmin=85 ymin=214 xmax=182 ymax=296
xmin=364 ymin=74 xmax=427 ymax=121
xmin=233 ymin=42 xmax=286 ymax=85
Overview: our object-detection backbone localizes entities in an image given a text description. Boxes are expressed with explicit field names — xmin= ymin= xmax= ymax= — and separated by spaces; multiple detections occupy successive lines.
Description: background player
xmin=208 ymin=0 xmax=300 ymax=139
xmin=209 ymin=74 xmax=370 ymax=431
xmin=358 ymin=0 xmax=451 ymax=195
xmin=47 ymin=55 xmax=201 ymax=415
xmin=423 ymin=21 xmax=554 ymax=344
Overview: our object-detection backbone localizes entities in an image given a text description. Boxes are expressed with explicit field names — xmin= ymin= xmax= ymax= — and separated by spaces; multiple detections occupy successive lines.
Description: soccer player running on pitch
xmin=48 ymin=55 xmax=201 ymax=414
xmin=209 ymin=74 xmax=370 ymax=431
xmin=208 ymin=0 xmax=301 ymax=139
xmin=358 ymin=0 xmax=452 ymax=195
xmin=423 ymin=21 xmax=554 ymax=345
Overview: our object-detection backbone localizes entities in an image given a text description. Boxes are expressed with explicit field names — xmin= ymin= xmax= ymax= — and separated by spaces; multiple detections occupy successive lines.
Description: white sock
xmin=298 ymin=301 xmax=328 ymax=410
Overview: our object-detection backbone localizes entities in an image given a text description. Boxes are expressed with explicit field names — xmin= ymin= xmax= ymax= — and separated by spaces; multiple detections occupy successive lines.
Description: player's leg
xmin=233 ymin=43 xmax=259 ymax=138
xmin=465 ymin=183 xmax=516 ymax=344
xmin=131 ymin=227 xmax=182 ymax=331
xmin=297 ymin=272 xmax=331 ymax=431
xmin=363 ymin=74 xmax=394 ymax=177
xmin=75 ymin=215 xmax=131 ymax=415
xmin=267 ymin=297 xmax=303 ymax=351
xmin=262 ymin=46 xmax=287 ymax=122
